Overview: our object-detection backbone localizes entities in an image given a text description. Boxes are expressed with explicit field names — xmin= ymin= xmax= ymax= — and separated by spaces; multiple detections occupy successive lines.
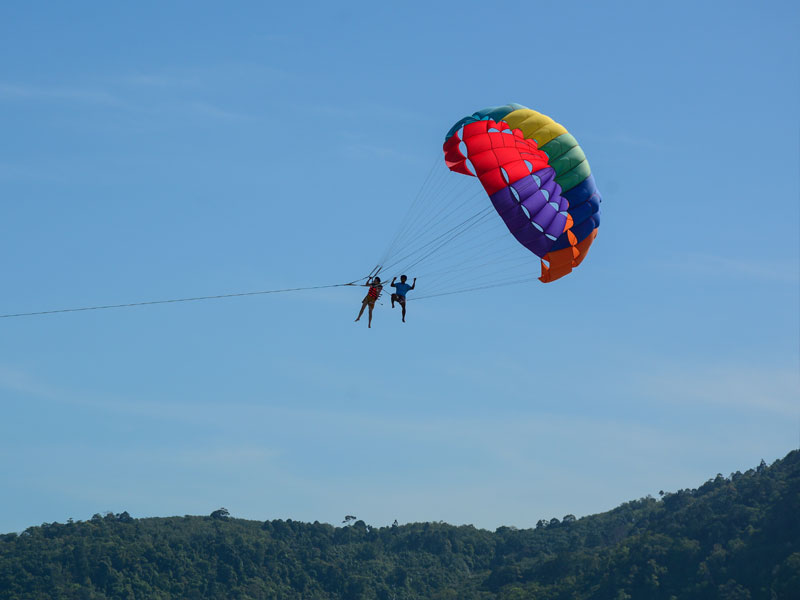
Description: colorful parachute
xmin=443 ymin=103 xmax=601 ymax=282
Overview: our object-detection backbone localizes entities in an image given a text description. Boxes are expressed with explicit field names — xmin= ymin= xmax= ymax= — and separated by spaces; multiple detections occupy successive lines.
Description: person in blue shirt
xmin=390 ymin=275 xmax=416 ymax=322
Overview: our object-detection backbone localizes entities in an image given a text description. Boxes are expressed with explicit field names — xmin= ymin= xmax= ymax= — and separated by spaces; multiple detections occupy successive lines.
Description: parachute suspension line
xmin=0 ymin=281 xmax=363 ymax=320
xmin=377 ymin=157 xmax=440 ymax=267
xmin=403 ymin=217 xmax=527 ymax=277
xmin=381 ymin=186 xmax=492 ymax=274
xmin=372 ymin=153 xmax=545 ymax=300
xmin=395 ymin=173 xmax=482 ymax=251
xmin=386 ymin=185 xmax=484 ymax=264
xmin=385 ymin=193 xmax=535 ymax=298
xmin=385 ymin=158 xmax=454 ymax=238
xmin=396 ymin=169 xmax=475 ymax=243
xmin=413 ymin=234 xmax=524 ymax=279
xmin=414 ymin=245 xmax=532 ymax=284
xmin=417 ymin=257 xmax=537 ymax=298
xmin=379 ymin=206 xmax=494 ymax=276
xmin=378 ymin=159 xmax=481 ymax=269
xmin=411 ymin=276 xmax=540 ymax=301
xmin=393 ymin=208 xmax=496 ymax=275
xmin=378 ymin=158 xmax=448 ymax=268
xmin=364 ymin=265 xmax=382 ymax=280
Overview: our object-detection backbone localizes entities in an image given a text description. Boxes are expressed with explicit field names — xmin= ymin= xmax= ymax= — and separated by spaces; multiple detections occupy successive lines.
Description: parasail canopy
xmin=443 ymin=103 xmax=601 ymax=283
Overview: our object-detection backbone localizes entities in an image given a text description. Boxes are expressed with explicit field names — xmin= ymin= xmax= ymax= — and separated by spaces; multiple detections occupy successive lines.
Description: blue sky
xmin=1 ymin=0 xmax=798 ymax=533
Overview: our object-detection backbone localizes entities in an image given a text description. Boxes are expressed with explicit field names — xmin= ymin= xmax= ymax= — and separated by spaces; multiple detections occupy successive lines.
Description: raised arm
xmin=410 ymin=277 xmax=416 ymax=290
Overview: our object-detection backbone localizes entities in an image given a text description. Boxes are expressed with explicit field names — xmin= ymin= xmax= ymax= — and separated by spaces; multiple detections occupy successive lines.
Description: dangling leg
xmin=355 ymin=301 xmax=367 ymax=322
xmin=368 ymin=302 xmax=374 ymax=328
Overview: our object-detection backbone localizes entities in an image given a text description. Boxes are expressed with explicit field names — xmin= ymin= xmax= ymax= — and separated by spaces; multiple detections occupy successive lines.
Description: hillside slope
xmin=1 ymin=451 xmax=798 ymax=599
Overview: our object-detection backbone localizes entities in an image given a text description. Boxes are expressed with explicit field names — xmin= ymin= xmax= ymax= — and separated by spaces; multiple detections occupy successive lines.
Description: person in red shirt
xmin=354 ymin=276 xmax=383 ymax=328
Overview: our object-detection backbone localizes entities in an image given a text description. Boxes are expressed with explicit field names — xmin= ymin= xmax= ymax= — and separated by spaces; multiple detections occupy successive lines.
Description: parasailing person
xmin=390 ymin=275 xmax=416 ymax=323
xmin=354 ymin=276 xmax=383 ymax=328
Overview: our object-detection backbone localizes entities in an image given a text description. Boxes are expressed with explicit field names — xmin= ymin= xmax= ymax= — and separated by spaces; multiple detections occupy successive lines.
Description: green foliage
xmin=1 ymin=452 xmax=798 ymax=599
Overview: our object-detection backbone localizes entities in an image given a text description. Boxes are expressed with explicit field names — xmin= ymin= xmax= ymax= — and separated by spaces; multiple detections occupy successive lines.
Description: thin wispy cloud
xmin=0 ymin=162 xmax=60 ymax=182
xmin=303 ymin=102 xmax=425 ymax=124
xmin=659 ymin=252 xmax=800 ymax=283
xmin=8 ymin=442 xmax=283 ymax=515
xmin=0 ymin=363 xmax=659 ymax=446
xmin=0 ymin=365 xmax=62 ymax=400
xmin=574 ymin=130 xmax=670 ymax=152
xmin=607 ymin=132 xmax=667 ymax=150
xmin=190 ymin=101 xmax=254 ymax=121
xmin=0 ymin=365 xmax=208 ymax=424
xmin=97 ymin=445 xmax=282 ymax=469
xmin=0 ymin=82 xmax=123 ymax=106
xmin=632 ymin=362 xmax=800 ymax=417
xmin=339 ymin=136 xmax=419 ymax=163
xmin=117 ymin=73 xmax=200 ymax=88
xmin=1 ymin=68 xmax=276 ymax=121
xmin=256 ymin=33 xmax=292 ymax=43
xmin=116 ymin=62 xmax=286 ymax=88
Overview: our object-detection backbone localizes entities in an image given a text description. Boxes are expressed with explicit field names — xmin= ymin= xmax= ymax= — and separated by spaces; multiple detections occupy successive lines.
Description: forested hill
xmin=1 ymin=451 xmax=798 ymax=600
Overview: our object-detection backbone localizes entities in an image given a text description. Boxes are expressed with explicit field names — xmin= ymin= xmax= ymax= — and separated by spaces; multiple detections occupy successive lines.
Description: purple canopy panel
xmin=489 ymin=168 xmax=564 ymax=259
xmin=514 ymin=177 xmax=548 ymax=216
xmin=544 ymin=195 xmax=570 ymax=239
xmin=531 ymin=201 xmax=559 ymax=232
xmin=521 ymin=169 xmax=567 ymax=240
xmin=545 ymin=211 xmax=568 ymax=239
xmin=512 ymin=225 xmax=554 ymax=257
xmin=490 ymin=188 xmax=531 ymax=234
